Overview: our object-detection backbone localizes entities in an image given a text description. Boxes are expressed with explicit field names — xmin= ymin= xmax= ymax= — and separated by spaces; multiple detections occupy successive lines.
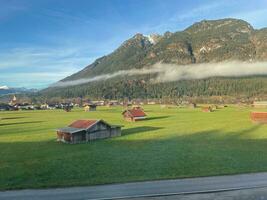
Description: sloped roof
xmin=57 ymin=127 xmax=85 ymax=134
xmin=57 ymin=119 xmax=122 ymax=135
xmin=69 ymin=120 xmax=98 ymax=129
xmin=123 ymin=109 xmax=146 ymax=117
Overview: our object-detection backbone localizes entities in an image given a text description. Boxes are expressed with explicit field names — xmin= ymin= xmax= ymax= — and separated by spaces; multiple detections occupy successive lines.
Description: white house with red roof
xmin=122 ymin=107 xmax=147 ymax=122
xmin=57 ymin=119 xmax=122 ymax=144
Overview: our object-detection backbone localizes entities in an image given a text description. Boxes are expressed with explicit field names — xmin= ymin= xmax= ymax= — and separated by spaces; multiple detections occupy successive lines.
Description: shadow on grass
xmin=122 ymin=126 xmax=163 ymax=136
xmin=0 ymin=124 xmax=267 ymax=190
xmin=0 ymin=121 xmax=44 ymax=127
xmin=145 ymin=116 xmax=170 ymax=121
xmin=1 ymin=117 xmax=27 ymax=120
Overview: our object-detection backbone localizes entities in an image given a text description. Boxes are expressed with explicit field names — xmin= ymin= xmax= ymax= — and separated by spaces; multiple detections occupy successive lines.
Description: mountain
xmin=43 ymin=18 xmax=267 ymax=99
xmin=0 ymin=86 xmax=37 ymax=96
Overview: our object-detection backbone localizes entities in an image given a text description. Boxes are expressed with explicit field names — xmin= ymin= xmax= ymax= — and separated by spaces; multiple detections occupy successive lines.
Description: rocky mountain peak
xmin=186 ymin=18 xmax=254 ymax=34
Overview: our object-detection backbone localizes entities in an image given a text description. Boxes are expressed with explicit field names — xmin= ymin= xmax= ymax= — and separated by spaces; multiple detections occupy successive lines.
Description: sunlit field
xmin=1 ymin=105 xmax=267 ymax=190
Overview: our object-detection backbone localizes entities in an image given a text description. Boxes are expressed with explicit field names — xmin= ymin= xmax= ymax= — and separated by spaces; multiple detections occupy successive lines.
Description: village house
xmin=57 ymin=119 xmax=122 ymax=144
xmin=253 ymin=101 xmax=267 ymax=108
xmin=40 ymin=103 xmax=52 ymax=110
xmin=122 ymin=107 xmax=147 ymax=121
xmin=0 ymin=103 xmax=13 ymax=111
xmin=92 ymin=100 xmax=105 ymax=106
xmin=17 ymin=103 xmax=35 ymax=110
xmin=107 ymin=100 xmax=120 ymax=107
xmin=9 ymin=95 xmax=17 ymax=106
xmin=147 ymin=101 xmax=156 ymax=105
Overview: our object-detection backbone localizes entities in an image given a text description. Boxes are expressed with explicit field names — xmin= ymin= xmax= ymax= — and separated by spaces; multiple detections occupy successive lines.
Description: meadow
xmin=1 ymin=105 xmax=267 ymax=190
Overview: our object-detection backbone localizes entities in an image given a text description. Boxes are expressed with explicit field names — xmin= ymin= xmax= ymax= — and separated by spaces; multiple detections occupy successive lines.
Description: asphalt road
xmin=1 ymin=172 xmax=267 ymax=200
xmin=124 ymin=187 xmax=267 ymax=200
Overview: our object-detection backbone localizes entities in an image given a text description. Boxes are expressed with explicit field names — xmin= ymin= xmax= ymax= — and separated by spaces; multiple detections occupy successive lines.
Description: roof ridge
xmin=84 ymin=119 xmax=99 ymax=129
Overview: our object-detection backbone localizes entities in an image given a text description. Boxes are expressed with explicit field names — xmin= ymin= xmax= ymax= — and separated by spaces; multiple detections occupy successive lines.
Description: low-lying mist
xmin=51 ymin=61 xmax=267 ymax=88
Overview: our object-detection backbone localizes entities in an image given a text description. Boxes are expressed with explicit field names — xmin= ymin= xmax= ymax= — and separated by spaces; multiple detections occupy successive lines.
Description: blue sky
xmin=1 ymin=0 xmax=267 ymax=89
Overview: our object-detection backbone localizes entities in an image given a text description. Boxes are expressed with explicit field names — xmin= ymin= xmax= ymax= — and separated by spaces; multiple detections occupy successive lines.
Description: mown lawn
xmin=0 ymin=105 xmax=267 ymax=190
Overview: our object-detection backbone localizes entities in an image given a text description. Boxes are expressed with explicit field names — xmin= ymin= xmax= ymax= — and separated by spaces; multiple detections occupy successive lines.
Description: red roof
xmin=125 ymin=109 xmax=146 ymax=117
xmin=69 ymin=120 xmax=97 ymax=129
xmin=251 ymin=112 xmax=267 ymax=120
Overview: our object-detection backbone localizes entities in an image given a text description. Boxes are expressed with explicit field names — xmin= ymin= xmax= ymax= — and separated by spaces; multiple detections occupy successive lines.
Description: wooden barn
xmin=57 ymin=119 xmax=122 ymax=144
xmin=250 ymin=112 xmax=267 ymax=123
xmin=84 ymin=104 xmax=97 ymax=112
xmin=122 ymin=108 xmax=147 ymax=122
xmin=202 ymin=106 xmax=213 ymax=112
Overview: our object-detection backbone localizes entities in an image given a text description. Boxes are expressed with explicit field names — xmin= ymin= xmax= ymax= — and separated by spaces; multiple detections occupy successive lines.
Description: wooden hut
xmin=250 ymin=112 xmax=267 ymax=123
xmin=84 ymin=104 xmax=97 ymax=112
xmin=122 ymin=108 xmax=147 ymax=122
xmin=107 ymin=100 xmax=120 ymax=107
xmin=63 ymin=105 xmax=72 ymax=112
xmin=9 ymin=95 xmax=17 ymax=106
xmin=202 ymin=106 xmax=213 ymax=112
xmin=57 ymin=119 xmax=122 ymax=144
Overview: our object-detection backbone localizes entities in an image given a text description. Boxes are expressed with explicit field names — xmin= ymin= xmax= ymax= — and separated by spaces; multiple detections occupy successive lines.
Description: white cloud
xmin=0 ymin=46 xmax=96 ymax=88
xmin=0 ymin=71 xmax=76 ymax=89
xmin=0 ymin=47 xmax=91 ymax=70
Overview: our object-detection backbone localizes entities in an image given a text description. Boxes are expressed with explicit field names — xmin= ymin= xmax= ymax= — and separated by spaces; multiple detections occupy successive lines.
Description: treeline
xmin=40 ymin=76 xmax=267 ymax=101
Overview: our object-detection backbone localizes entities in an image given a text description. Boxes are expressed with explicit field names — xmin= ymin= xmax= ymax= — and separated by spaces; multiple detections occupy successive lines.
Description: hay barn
xmin=122 ymin=108 xmax=146 ymax=121
xmin=250 ymin=112 xmax=267 ymax=123
xmin=84 ymin=104 xmax=97 ymax=111
xmin=202 ymin=107 xmax=213 ymax=112
xmin=57 ymin=119 xmax=122 ymax=144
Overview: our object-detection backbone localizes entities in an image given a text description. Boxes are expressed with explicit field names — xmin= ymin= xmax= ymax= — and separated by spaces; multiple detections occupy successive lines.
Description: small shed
xmin=250 ymin=112 xmax=267 ymax=123
xmin=122 ymin=108 xmax=147 ymax=122
xmin=84 ymin=104 xmax=97 ymax=112
xmin=57 ymin=119 xmax=122 ymax=144
xmin=63 ymin=105 xmax=72 ymax=112
xmin=202 ymin=106 xmax=213 ymax=112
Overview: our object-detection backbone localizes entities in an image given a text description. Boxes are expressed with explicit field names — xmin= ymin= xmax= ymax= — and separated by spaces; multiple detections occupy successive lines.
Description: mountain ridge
xmin=43 ymin=18 xmax=267 ymax=99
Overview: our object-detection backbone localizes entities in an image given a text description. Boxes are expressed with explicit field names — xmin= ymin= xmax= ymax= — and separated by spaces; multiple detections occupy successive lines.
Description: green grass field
xmin=1 ymin=105 xmax=267 ymax=190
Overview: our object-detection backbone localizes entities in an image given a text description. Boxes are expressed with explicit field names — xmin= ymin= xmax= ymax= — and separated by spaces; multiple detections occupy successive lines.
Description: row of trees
xmin=40 ymin=76 xmax=267 ymax=102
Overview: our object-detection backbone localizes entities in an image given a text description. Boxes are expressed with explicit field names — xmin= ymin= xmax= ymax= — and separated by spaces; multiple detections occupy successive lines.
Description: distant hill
xmin=0 ymin=86 xmax=37 ymax=96
xmin=43 ymin=18 xmax=267 ymax=99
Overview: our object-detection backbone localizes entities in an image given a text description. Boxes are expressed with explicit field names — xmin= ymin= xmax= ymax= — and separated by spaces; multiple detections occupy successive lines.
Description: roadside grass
xmin=0 ymin=105 xmax=267 ymax=190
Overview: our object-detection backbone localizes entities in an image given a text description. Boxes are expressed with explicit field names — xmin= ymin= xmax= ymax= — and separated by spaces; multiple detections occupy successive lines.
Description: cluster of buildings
xmin=0 ymin=96 xmax=34 ymax=111
xmin=0 ymin=95 xmax=77 ymax=111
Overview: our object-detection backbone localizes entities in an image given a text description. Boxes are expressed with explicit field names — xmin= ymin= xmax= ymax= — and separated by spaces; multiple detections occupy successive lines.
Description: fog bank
xmin=51 ymin=61 xmax=267 ymax=87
